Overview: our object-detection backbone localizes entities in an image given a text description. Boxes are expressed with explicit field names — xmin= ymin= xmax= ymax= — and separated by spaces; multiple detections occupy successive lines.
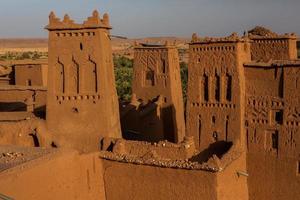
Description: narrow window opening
xmin=212 ymin=116 xmax=216 ymax=124
xmin=204 ymin=74 xmax=209 ymax=101
xmin=215 ymin=75 xmax=220 ymax=101
xmin=297 ymin=161 xmax=300 ymax=175
xmin=27 ymin=79 xmax=32 ymax=86
xmin=80 ymin=43 xmax=83 ymax=50
xmin=271 ymin=131 xmax=279 ymax=150
xmin=226 ymin=74 xmax=232 ymax=101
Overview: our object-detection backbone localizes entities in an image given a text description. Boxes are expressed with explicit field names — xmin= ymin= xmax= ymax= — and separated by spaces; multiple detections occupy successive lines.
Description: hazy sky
xmin=0 ymin=0 xmax=299 ymax=38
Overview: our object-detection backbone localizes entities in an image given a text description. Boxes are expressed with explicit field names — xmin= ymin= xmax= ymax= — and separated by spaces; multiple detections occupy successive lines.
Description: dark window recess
xmin=271 ymin=131 xmax=279 ymax=150
xmin=215 ymin=75 xmax=220 ymax=101
xmin=298 ymin=161 xmax=300 ymax=175
xmin=204 ymin=75 xmax=209 ymax=101
xmin=212 ymin=116 xmax=216 ymax=124
xmin=146 ymin=69 xmax=155 ymax=86
xmin=226 ymin=74 xmax=232 ymax=101
xmin=275 ymin=110 xmax=283 ymax=125
xmin=80 ymin=43 xmax=83 ymax=50
xmin=27 ymin=79 xmax=32 ymax=86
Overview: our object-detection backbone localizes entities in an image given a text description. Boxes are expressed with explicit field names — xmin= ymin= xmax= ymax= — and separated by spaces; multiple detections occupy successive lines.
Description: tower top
xmin=45 ymin=10 xmax=111 ymax=31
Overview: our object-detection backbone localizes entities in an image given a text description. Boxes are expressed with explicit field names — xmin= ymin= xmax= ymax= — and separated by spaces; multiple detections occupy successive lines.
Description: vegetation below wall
xmin=0 ymin=51 xmax=47 ymax=60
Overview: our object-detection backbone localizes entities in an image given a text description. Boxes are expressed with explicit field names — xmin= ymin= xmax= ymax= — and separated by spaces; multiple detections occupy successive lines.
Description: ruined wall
xmin=46 ymin=11 xmax=121 ymax=152
xmin=102 ymin=160 xmax=218 ymax=200
xmin=0 ymin=86 xmax=46 ymax=119
xmin=187 ymin=34 xmax=251 ymax=151
xmin=250 ymin=36 xmax=298 ymax=62
xmin=0 ymin=150 xmax=106 ymax=200
xmin=244 ymin=62 xmax=300 ymax=200
xmin=124 ymin=43 xmax=185 ymax=143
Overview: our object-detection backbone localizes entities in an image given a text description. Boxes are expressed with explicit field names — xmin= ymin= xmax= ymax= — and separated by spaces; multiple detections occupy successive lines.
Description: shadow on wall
xmin=121 ymin=101 xmax=177 ymax=143
xmin=0 ymin=102 xmax=27 ymax=112
xmin=297 ymin=41 xmax=300 ymax=58
xmin=189 ymin=141 xmax=233 ymax=164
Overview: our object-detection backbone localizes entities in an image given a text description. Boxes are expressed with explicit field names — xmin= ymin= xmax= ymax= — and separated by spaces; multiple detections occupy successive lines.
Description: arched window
xmin=145 ymin=68 xmax=155 ymax=86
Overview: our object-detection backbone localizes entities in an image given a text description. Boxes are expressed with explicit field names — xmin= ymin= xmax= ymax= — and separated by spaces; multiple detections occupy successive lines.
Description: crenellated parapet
xmin=46 ymin=10 xmax=111 ymax=30
xmin=191 ymin=32 xmax=250 ymax=44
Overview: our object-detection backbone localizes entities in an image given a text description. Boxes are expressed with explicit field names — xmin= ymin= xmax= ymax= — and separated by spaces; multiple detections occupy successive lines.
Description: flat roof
xmin=244 ymin=60 xmax=300 ymax=68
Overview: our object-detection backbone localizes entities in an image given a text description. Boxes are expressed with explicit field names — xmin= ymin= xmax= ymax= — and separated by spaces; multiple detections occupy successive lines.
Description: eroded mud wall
xmin=102 ymin=160 xmax=217 ymax=200
xmin=0 ymin=150 xmax=106 ymax=200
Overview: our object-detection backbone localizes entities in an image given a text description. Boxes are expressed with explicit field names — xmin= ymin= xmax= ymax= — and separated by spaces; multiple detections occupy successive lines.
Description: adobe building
xmin=248 ymin=26 xmax=298 ymax=62
xmin=187 ymin=28 xmax=300 ymax=200
xmin=45 ymin=11 xmax=121 ymax=152
xmin=121 ymin=42 xmax=185 ymax=143
xmin=186 ymin=33 xmax=250 ymax=151
xmin=12 ymin=59 xmax=48 ymax=87
xmin=0 ymin=60 xmax=47 ymax=120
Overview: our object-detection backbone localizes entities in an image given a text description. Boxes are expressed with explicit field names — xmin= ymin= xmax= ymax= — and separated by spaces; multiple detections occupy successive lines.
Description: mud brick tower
xmin=46 ymin=11 xmax=121 ymax=152
xmin=186 ymin=33 xmax=251 ymax=151
xmin=131 ymin=42 xmax=185 ymax=143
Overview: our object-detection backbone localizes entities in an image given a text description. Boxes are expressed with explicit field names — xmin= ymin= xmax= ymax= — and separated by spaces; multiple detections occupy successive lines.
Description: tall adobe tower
xmin=45 ymin=11 xmax=121 ymax=152
xmin=187 ymin=33 xmax=251 ymax=151
xmin=131 ymin=42 xmax=185 ymax=143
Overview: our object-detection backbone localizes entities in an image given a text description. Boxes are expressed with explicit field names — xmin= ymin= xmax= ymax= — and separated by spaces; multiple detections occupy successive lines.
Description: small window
xmin=271 ymin=132 xmax=279 ymax=150
xmin=80 ymin=43 xmax=83 ymax=50
xmin=212 ymin=116 xmax=216 ymax=124
xmin=297 ymin=161 xmax=300 ymax=175
xmin=271 ymin=110 xmax=283 ymax=125
xmin=27 ymin=79 xmax=32 ymax=86
xmin=212 ymin=131 xmax=218 ymax=141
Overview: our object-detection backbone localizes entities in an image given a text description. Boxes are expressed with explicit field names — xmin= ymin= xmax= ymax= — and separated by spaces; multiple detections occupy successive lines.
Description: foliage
xmin=0 ymin=51 xmax=47 ymax=61
xmin=180 ymin=62 xmax=188 ymax=104
xmin=113 ymin=55 xmax=133 ymax=68
xmin=114 ymin=56 xmax=134 ymax=101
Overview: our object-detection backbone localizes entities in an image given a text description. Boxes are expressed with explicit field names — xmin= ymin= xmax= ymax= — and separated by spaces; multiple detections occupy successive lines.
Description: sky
xmin=0 ymin=0 xmax=299 ymax=38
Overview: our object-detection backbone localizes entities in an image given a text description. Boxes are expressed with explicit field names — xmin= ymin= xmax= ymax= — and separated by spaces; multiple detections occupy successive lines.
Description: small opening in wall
xmin=27 ymin=79 xmax=32 ymax=86
xmin=80 ymin=43 xmax=83 ymax=50
xmin=212 ymin=131 xmax=218 ymax=141
xmin=298 ymin=161 xmax=300 ymax=175
xmin=212 ymin=116 xmax=216 ymax=124
xmin=164 ymin=97 xmax=167 ymax=103
xmin=72 ymin=107 xmax=79 ymax=113
xmin=271 ymin=131 xmax=279 ymax=150
xmin=275 ymin=110 xmax=283 ymax=125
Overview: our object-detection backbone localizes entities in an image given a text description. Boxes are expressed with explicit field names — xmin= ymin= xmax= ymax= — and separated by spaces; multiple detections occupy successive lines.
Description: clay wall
xmin=101 ymin=152 xmax=248 ymax=200
xmin=46 ymin=11 xmax=121 ymax=152
xmin=250 ymin=36 xmax=298 ymax=62
xmin=14 ymin=63 xmax=48 ymax=87
xmin=244 ymin=62 xmax=300 ymax=200
xmin=102 ymin=159 xmax=217 ymax=200
xmin=0 ymin=150 xmax=106 ymax=200
xmin=187 ymin=34 xmax=251 ymax=151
